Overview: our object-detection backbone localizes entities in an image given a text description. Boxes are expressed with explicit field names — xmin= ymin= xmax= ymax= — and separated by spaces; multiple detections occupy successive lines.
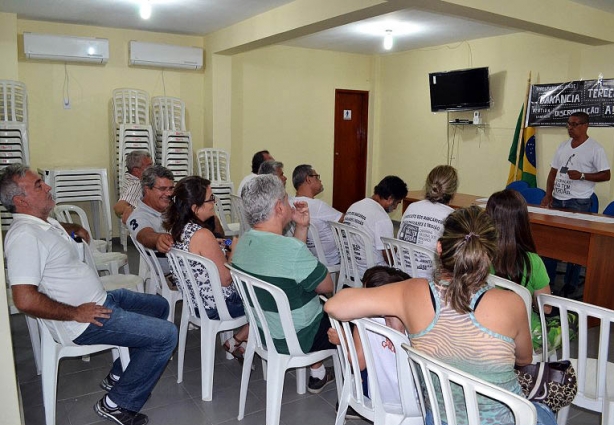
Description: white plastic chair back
xmin=381 ymin=236 xmax=436 ymax=279
xmin=0 ymin=80 xmax=28 ymax=123
xmin=214 ymin=194 xmax=240 ymax=237
xmin=307 ymin=223 xmax=341 ymax=278
xmin=167 ymin=248 xmax=247 ymax=401
xmin=230 ymin=194 xmax=250 ymax=236
xmin=53 ymin=204 xmax=108 ymax=253
xmin=151 ymin=96 xmax=186 ymax=132
xmin=130 ymin=236 xmax=181 ymax=321
xmin=112 ymin=88 xmax=149 ymax=125
xmin=328 ymin=314 xmax=423 ymax=425
xmin=37 ymin=318 xmax=129 ymax=425
xmin=197 ymin=148 xmax=231 ymax=183
xmin=227 ymin=265 xmax=341 ymax=425
xmin=537 ymin=294 xmax=614 ymax=425
xmin=81 ymin=240 xmax=143 ymax=293
xmin=329 ymin=221 xmax=376 ymax=292
xmin=403 ymin=344 xmax=537 ymax=425
xmin=487 ymin=275 xmax=555 ymax=363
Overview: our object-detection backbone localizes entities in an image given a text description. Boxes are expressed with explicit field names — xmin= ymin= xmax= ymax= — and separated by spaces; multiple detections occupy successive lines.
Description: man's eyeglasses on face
xmin=153 ymin=186 xmax=174 ymax=193
xmin=309 ymin=174 xmax=321 ymax=180
xmin=203 ymin=194 xmax=216 ymax=203
xmin=566 ymin=121 xmax=587 ymax=128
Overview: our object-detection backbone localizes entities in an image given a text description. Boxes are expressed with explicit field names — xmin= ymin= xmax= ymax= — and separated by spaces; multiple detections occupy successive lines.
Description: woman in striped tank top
xmin=325 ymin=206 xmax=556 ymax=425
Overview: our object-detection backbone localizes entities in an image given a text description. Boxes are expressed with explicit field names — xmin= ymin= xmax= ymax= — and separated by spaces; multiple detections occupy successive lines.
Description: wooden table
xmin=404 ymin=191 xmax=614 ymax=312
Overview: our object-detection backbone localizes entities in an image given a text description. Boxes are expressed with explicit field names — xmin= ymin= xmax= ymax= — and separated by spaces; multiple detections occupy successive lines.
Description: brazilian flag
xmin=507 ymin=105 xmax=537 ymax=188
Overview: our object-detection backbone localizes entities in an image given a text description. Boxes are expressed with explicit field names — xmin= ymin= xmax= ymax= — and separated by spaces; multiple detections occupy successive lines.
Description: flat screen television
xmin=429 ymin=67 xmax=490 ymax=112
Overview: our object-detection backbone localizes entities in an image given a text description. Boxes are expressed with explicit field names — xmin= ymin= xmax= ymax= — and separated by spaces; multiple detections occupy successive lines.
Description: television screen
xmin=429 ymin=67 xmax=490 ymax=112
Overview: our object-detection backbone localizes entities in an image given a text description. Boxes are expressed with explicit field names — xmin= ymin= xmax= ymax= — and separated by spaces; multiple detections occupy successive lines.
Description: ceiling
xmin=0 ymin=0 xmax=610 ymax=55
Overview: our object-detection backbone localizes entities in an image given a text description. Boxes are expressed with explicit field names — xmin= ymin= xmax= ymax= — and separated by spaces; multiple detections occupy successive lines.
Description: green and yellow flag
xmin=507 ymin=105 xmax=537 ymax=187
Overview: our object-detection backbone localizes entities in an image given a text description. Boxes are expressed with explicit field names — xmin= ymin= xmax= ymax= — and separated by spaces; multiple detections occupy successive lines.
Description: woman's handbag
xmin=514 ymin=360 xmax=578 ymax=412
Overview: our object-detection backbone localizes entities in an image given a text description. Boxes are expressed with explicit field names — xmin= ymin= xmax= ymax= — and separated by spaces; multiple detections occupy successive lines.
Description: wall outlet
xmin=473 ymin=111 xmax=481 ymax=124
xmin=63 ymin=98 xmax=71 ymax=109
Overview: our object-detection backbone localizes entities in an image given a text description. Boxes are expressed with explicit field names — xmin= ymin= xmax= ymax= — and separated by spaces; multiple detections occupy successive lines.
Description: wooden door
xmin=332 ymin=89 xmax=368 ymax=212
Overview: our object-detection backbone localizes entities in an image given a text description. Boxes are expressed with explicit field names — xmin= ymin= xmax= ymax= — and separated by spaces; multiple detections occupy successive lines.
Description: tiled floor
xmin=9 ymin=240 xmax=604 ymax=425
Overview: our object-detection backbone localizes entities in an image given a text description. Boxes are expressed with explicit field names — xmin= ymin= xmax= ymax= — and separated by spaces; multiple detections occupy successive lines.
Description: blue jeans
xmin=543 ymin=197 xmax=591 ymax=289
xmin=73 ymin=289 xmax=178 ymax=411
xmin=424 ymin=401 xmax=556 ymax=425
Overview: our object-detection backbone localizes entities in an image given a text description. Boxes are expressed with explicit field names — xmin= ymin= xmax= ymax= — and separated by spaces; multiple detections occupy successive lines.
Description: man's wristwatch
xmin=580 ymin=173 xmax=586 ymax=181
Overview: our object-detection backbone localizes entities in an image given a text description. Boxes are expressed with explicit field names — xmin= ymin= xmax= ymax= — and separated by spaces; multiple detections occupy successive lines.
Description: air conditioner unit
xmin=129 ymin=41 xmax=203 ymax=70
xmin=23 ymin=32 xmax=109 ymax=64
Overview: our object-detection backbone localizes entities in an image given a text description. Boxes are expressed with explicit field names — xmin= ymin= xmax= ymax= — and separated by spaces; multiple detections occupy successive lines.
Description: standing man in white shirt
xmin=344 ymin=175 xmax=408 ymax=279
xmin=291 ymin=164 xmax=344 ymax=266
xmin=541 ymin=112 xmax=611 ymax=297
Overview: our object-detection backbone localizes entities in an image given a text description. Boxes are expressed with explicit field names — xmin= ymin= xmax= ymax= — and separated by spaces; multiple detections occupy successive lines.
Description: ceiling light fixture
xmin=383 ymin=30 xmax=393 ymax=50
xmin=140 ymin=1 xmax=152 ymax=20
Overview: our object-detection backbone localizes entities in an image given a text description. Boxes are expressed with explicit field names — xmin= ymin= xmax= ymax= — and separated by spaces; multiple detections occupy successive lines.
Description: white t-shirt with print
xmin=343 ymin=198 xmax=392 ymax=278
xmin=551 ymin=137 xmax=610 ymax=200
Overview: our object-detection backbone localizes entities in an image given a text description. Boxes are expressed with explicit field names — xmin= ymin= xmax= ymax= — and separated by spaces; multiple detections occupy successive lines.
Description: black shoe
xmin=94 ymin=397 xmax=149 ymax=425
xmin=100 ymin=373 xmax=119 ymax=392
xmin=335 ymin=402 xmax=362 ymax=420
xmin=308 ymin=367 xmax=335 ymax=394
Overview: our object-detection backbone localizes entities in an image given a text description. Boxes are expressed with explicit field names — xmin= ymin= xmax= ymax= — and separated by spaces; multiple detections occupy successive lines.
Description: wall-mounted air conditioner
xmin=129 ymin=41 xmax=203 ymax=70
xmin=23 ymin=32 xmax=109 ymax=64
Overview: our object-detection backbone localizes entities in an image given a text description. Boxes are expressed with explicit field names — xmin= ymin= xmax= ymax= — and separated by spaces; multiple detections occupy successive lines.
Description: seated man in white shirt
xmin=290 ymin=164 xmax=343 ymax=266
xmin=258 ymin=160 xmax=287 ymax=187
xmin=344 ymin=175 xmax=408 ymax=279
xmin=237 ymin=149 xmax=273 ymax=195
xmin=128 ymin=165 xmax=175 ymax=275
xmin=0 ymin=164 xmax=177 ymax=425
xmin=113 ymin=150 xmax=153 ymax=224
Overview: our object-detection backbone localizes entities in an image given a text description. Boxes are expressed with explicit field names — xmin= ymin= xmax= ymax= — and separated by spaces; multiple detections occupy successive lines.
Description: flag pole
xmin=514 ymin=71 xmax=532 ymax=180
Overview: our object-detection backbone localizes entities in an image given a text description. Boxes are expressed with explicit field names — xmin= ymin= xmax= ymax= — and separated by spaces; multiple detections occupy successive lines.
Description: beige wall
xmin=15 ymin=20 xmax=206 ymax=209
xmin=230 ymin=45 xmax=374 ymax=203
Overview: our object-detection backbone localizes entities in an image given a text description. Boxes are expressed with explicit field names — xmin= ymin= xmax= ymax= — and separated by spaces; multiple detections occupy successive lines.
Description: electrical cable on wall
xmin=63 ymin=63 xmax=70 ymax=108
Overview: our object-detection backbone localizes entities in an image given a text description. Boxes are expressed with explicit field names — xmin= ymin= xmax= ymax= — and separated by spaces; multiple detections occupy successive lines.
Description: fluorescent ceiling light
xmin=383 ymin=30 xmax=393 ymax=50
xmin=140 ymin=1 xmax=152 ymax=19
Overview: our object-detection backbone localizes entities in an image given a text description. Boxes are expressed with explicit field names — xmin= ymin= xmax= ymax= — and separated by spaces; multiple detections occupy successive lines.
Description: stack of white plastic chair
xmin=39 ymin=168 xmax=113 ymax=252
xmin=197 ymin=148 xmax=231 ymax=183
xmin=112 ymin=88 xmax=155 ymax=251
xmin=151 ymin=96 xmax=193 ymax=180
xmin=0 ymin=80 xmax=29 ymax=231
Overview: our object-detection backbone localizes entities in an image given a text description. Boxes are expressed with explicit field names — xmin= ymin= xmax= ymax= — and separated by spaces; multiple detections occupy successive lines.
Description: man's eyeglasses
xmin=203 ymin=194 xmax=216 ymax=203
xmin=309 ymin=174 xmax=321 ymax=180
xmin=566 ymin=121 xmax=587 ymax=128
xmin=152 ymin=186 xmax=174 ymax=193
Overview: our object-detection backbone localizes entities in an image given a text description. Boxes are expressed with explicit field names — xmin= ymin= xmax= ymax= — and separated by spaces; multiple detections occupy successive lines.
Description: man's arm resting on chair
xmin=136 ymin=227 xmax=173 ymax=253
xmin=12 ymin=285 xmax=111 ymax=326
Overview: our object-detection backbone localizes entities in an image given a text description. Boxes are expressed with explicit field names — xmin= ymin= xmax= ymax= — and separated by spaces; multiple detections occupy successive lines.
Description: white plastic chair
xmin=307 ymin=223 xmax=340 ymax=280
xmin=6 ymin=283 xmax=41 ymax=375
xmin=214 ymin=193 xmax=241 ymax=237
xmin=197 ymin=148 xmax=231 ymax=183
xmin=381 ymin=236 xmax=436 ymax=279
xmin=403 ymin=344 xmax=537 ymax=425
xmin=38 ymin=318 xmax=129 ymax=425
xmin=488 ymin=275 xmax=556 ymax=363
xmin=227 ymin=265 xmax=342 ymax=425
xmin=53 ymin=204 xmax=129 ymax=275
xmin=82 ymin=241 xmax=144 ymax=293
xmin=537 ymin=294 xmax=614 ymax=425
xmin=230 ymin=194 xmax=250 ymax=236
xmin=329 ymin=221 xmax=377 ymax=292
xmin=167 ymin=248 xmax=247 ymax=401
xmin=328 ymin=315 xmax=423 ymax=425
xmin=131 ymin=236 xmax=182 ymax=322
